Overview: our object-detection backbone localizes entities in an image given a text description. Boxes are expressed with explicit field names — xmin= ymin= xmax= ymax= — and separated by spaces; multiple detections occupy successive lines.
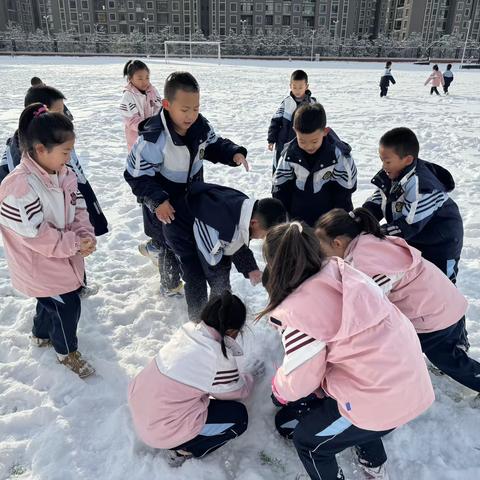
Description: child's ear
xmin=34 ymin=144 xmax=47 ymax=156
xmin=404 ymin=154 xmax=415 ymax=165
xmin=162 ymin=99 xmax=170 ymax=110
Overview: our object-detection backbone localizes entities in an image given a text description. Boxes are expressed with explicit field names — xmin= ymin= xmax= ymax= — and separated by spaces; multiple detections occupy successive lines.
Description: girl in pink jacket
xmin=128 ymin=292 xmax=263 ymax=466
xmin=119 ymin=59 xmax=162 ymax=151
xmin=259 ymin=222 xmax=434 ymax=480
xmin=424 ymin=64 xmax=444 ymax=96
xmin=0 ymin=104 xmax=96 ymax=378
xmin=315 ymin=207 xmax=480 ymax=397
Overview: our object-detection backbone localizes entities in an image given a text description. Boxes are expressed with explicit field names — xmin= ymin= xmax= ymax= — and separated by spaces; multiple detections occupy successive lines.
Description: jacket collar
xmin=21 ymin=153 xmax=69 ymax=188
xmin=371 ymin=159 xmax=417 ymax=192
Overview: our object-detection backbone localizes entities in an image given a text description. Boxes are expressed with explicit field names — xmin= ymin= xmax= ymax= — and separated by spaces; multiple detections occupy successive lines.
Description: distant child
xmin=0 ymin=104 xmax=96 ymax=378
xmin=124 ymin=72 xmax=249 ymax=297
xmin=258 ymin=222 xmax=434 ymax=480
xmin=119 ymin=60 xmax=162 ymax=151
xmin=424 ymin=64 xmax=444 ymax=95
xmin=28 ymin=76 xmax=74 ymax=120
xmin=268 ymin=69 xmax=316 ymax=172
xmin=272 ymin=103 xmax=357 ymax=226
xmin=379 ymin=60 xmax=396 ymax=97
xmin=128 ymin=292 xmax=264 ymax=466
xmin=443 ymin=64 xmax=454 ymax=95
xmin=316 ymin=207 xmax=479 ymax=397
xmin=163 ymin=182 xmax=286 ymax=320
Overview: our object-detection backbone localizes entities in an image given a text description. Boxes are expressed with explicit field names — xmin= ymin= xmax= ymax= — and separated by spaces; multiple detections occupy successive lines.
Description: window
xmin=146 ymin=1 xmax=154 ymax=8
xmin=293 ymin=5 xmax=300 ymax=13
xmin=128 ymin=13 xmax=135 ymax=21
xmin=275 ymin=4 xmax=281 ymax=13
xmin=109 ymin=13 xmax=116 ymax=21
xmin=172 ymin=1 xmax=179 ymax=11
xmin=128 ymin=1 xmax=134 ymax=9
xmin=173 ymin=14 xmax=180 ymax=23
xmin=275 ymin=15 xmax=281 ymax=24
xmin=293 ymin=16 xmax=299 ymax=24
xmin=70 ymin=0 xmax=77 ymax=8
xmin=220 ymin=27 xmax=226 ymax=35
xmin=265 ymin=15 xmax=273 ymax=25
xmin=230 ymin=15 xmax=237 ymax=23
xmin=255 ymin=15 xmax=262 ymax=24
xmin=319 ymin=5 xmax=327 ymax=13
xmin=173 ymin=26 xmax=180 ymax=33
xmin=83 ymin=12 xmax=90 ymax=21
xmin=256 ymin=3 xmax=262 ymax=11
xmin=71 ymin=13 xmax=78 ymax=20
xmin=84 ymin=24 xmax=91 ymax=33
xmin=158 ymin=1 xmax=168 ymax=9
xmin=108 ymin=1 xmax=115 ymax=8
xmin=220 ymin=15 xmax=226 ymax=23
xmin=148 ymin=26 xmax=155 ymax=33
xmin=282 ymin=16 xmax=291 ymax=26
xmin=158 ymin=13 xmax=168 ymax=23
xmin=110 ymin=25 xmax=117 ymax=32
xmin=230 ymin=4 xmax=237 ymax=12
xmin=82 ymin=0 xmax=89 ymax=8
xmin=129 ymin=25 xmax=135 ymax=32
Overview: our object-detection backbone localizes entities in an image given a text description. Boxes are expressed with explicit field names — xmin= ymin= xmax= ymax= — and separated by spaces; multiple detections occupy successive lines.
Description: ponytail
xmin=315 ymin=208 xmax=385 ymax=241
xmin=18 ymin=103 xmax=74 ymax=157
xmin=201 ymin=291 xmax=246 ymax=358
xmin=257 ymin=222 xmax=324 ymax=320
xmin=123 ymin=59 xmax=149 ymax=79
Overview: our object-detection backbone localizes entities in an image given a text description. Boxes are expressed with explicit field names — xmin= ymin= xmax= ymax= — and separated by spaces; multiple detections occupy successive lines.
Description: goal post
xmin=164 ymin=41 xmax=221 ymax=63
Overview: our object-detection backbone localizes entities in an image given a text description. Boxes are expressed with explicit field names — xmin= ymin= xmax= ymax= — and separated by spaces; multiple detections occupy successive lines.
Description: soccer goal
xmin=164 ymin=41 xmax=221 ymax=63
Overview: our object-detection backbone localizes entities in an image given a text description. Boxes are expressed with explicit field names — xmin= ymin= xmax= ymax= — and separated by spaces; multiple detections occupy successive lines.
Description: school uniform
xmin=379 ymin=68 xmax=396 ymax=97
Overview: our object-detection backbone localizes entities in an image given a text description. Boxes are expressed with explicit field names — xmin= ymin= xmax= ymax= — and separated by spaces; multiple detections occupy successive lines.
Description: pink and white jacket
xmin=0 ymin=154 xmax=94 ymax=297
xmin=344 ymin=234 xmax=468 ymax=333
xmin=270 ymin=257 xmax=434 ymax=432
xmin=119 ymin=82 xmax=162 ymax=151
xmin=128 ymin=322 xmax=254 ymax=449
xmin=424 ymin=70 xmax=445 ymax=87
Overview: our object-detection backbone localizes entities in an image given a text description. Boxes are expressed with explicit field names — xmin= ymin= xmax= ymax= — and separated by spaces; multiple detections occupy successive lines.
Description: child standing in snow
xmin=0 ymin=104 xmax=96 ymax=378
xmin=424 ymin=64 xmax=444 ymax=95
xmin=128 ymin=292 xmax=263 ymax=465
xmin=443 ymin=64 xmax=454 ymax=95
xmin=267 ymin=69 xmax=317 ymax=173
xmin=119 ymin=60 xmax=162 ymax=152
xmin=379 ymin=60 xmax=396 ymax=97
xmin=259 ymin=222 xmax=434 ymax=480
xmin=316 ymin=208 xmax=480 ymax=399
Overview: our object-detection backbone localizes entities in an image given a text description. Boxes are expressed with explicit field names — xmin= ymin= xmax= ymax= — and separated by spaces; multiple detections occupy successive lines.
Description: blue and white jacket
xmin=272 ymin=128 xmax=357 ymax=226
xmin=379 ymin=68 xmax=396 ymax=88
xmin=185 ymin=182 xmax=259 ymax=277
xmin=363 ymin=159 xmax=463 ymax=261
xmin=124 ymin=109 xmax=247 ymax=212
xmin=0 ymin=131 xmax=108 ymax=236
xmin=267 ymin=90 xmax=316 ymax=169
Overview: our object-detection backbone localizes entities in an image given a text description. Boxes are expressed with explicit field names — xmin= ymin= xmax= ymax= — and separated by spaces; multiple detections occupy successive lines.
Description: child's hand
xmin=267 ymin=143 xmax=274 ymax=151
xmin=155 ymin=200 xmax=175 ymax=224
xmin=248 ymin=269 xmax=263 ymax=286
xmin=78 ymin=237 xmax=96 ymax=257
xmin=233 ymin=153 xmax=249 ymax=172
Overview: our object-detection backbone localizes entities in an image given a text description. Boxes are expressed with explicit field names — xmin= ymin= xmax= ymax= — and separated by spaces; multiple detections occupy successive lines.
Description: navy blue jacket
xmin=363 ymin=159 xmax=463 ymax=261
xmin=272 ymin=129 xmax=357 ymax=226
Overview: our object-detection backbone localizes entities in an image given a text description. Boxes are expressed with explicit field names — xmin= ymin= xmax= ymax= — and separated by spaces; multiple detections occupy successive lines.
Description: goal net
xmin=164 ymin=41 xmax=221 ymax=62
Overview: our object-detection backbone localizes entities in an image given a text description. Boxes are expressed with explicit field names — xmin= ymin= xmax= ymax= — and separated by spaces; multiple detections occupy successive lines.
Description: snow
xmin=0 ymin=55 xmax=479 ymax=480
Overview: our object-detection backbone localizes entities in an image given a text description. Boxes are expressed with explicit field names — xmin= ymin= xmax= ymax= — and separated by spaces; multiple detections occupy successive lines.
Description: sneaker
xmin=79 ymin=284 xmax=99 ymax=299
xmin=138 ymin=239 xmax=161 ymax=267
xmin=30 ymin=335 xmax=52 ymax=347
xmin=167 ymin=449 xmax=193 ymax=467
xmin=58 ymin=351 xmax=95 ymax=379
xmin=360 ymin=464 xmax=389 ymax=479
xmin=160 ymin=281 xmax=184 ymax=298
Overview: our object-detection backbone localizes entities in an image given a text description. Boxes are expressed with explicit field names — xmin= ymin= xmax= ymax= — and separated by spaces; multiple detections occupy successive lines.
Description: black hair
xmin=433 ymin=64 xmax=439 ymax=71
xmin=385 ymin=61 xmax=392 ymax=68
xmin=293 ymin=103 xmax=327 ymax=134
xmin=164 ymin=71 xmax=199 ymax=101
xmin=18 ymin=103 xmax=75 ymax=157
xmin=291 ymin=69 xmax=308 ymax=82
xmin=30 ymin=76 xmax=43 ymax=86
xmin=315 ymin=208 xmax=385 ymax=246
xmin=201 ymin=291 xmax=247 ymax=358
xmin=257 ymin=222 xmax=324 ymax=320
xmin=252 ymin=198 xmax=287 ymax=230
xmin=123 ymin=59 xmax=150 ymax=79
xmin=379 ymin=127 xmax=420 ymax=159
xmin=24 ymin=85 xmax=66 ymax=108
xmin=447 ymin=64 xmax=452 ymax=70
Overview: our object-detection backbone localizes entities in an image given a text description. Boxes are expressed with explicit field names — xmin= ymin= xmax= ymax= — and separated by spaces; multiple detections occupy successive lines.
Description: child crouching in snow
xmin=128 ymin=292 xmax=264 ymax=465
xmin=0 ymin=104 xmax=96 ymax=378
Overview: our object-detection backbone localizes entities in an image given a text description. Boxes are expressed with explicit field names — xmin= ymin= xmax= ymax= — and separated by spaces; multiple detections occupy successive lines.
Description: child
xmin=163 ymin=182 xmax=286 ymax=321
xmin=258 ymin=222 xmax=434 ymax=480
xmin=424 ymin=64 xmax=444 ymax=95
xmin=315 ymin=208 xmax=479 ymax=397
xmin=272 ymin=103 xmax=357 ymax=227
xmin=119 ymin=59 xmax=162 ymax=152
xmin=267 ymin=70 xmax=316 ymax=172
xmin=128 ymin=292 xmax=264 ymax=465
xmin=443 ymin=64 xmax=454 ymax=95
xmin=28 ymin=76 xmax=73 ymax=120
xmin=379 ymin=60 xmax=396 ymax=97
xmin=124 ymin=72 xmax=249 ymax=297
xmin=0 ymin=104 xmax=96 ymax=378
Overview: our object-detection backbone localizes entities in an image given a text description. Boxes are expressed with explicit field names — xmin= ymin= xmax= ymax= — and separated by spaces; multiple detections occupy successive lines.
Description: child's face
xmin=162 ymin=90 xmax=200 ymax=136
xmin=379 ymin=145 xmax=414 ymax=180
xmin=48 ymin=99 xmax=65 ymax=114
xmin=35 ymin=137 xmax=75 ymax=174
xmin=295 ymin=128 xmax=327 ymax=155
xmin=290 ymin=80 xmax=308 ymax=99
xmin=130 ymin=69 xmax=151 ymax=91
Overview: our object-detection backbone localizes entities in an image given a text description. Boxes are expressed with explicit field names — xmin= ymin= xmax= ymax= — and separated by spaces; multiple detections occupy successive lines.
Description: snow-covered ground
xmin=0 ymin=56 xmax=479 ymax=480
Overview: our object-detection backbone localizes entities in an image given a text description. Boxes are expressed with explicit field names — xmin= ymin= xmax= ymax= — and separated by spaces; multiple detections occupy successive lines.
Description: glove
xmin=380 ymin=223 xmax=402 ymax=236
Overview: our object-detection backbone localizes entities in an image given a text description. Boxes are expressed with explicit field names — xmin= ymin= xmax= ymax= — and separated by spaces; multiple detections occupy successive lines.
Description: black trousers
xmin=275 ymin=396 xmax=393 ymax=480
xmin=33 ymin=289 xmax=82 ymax=355
xmin=419 ymin=318 xmax=480 ymax=392
xmin=430 ymin=86 xmax=440 ymax=95
xmin=173 ymin=400 xmax=248 ymax=458
xmin=380 ymin=86 xmax=388 ymax=97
